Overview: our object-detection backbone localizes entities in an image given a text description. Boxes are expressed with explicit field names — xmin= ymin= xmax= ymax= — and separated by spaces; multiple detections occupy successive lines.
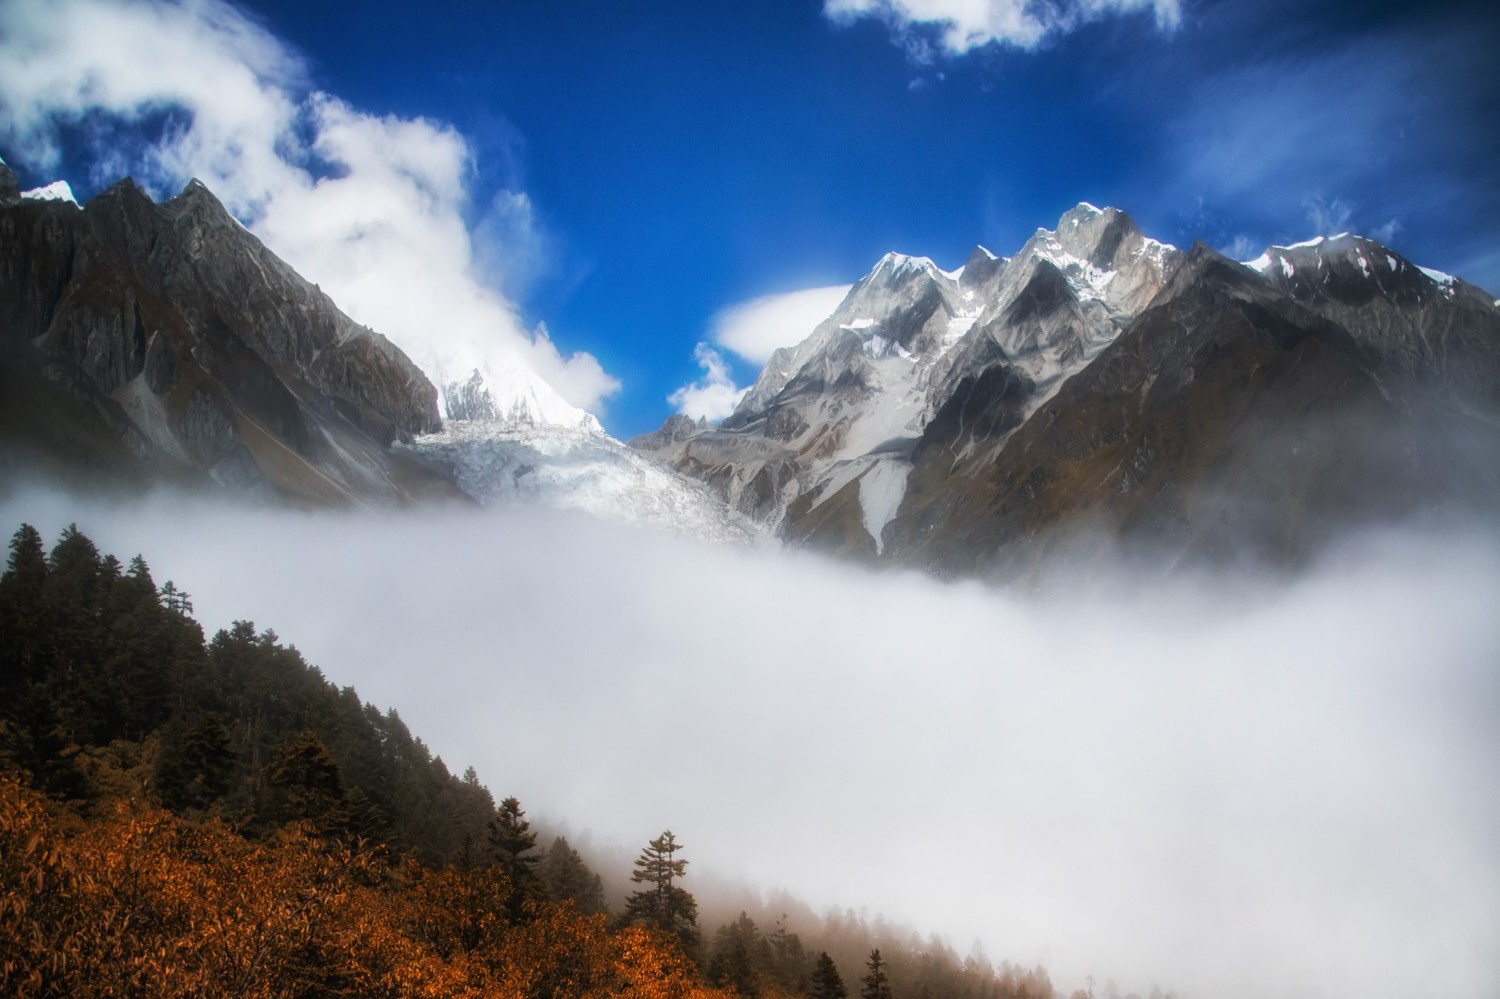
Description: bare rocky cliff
xmin=0 ymin=165 xmax=456 ymax=506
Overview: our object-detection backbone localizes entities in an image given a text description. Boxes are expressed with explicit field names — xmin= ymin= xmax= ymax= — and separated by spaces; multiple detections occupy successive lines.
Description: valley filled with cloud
xmin=3 ymin=483 xmax=1495 ymax=999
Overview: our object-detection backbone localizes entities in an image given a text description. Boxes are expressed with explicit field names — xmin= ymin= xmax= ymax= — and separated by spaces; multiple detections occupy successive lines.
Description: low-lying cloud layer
xmin=0 ymin=0 xmax=618 ymax=414
xmin=3 ymin=483 xmax=1495 ymax=999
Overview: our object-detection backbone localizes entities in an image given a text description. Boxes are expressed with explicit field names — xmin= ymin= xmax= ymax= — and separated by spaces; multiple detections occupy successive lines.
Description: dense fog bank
xmin=3 ymin=483 xmax=1495 ymax=999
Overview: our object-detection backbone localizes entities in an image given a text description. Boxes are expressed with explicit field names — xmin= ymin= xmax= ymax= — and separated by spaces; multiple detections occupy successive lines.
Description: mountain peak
xmin=167 ymin=177 xmax=242 ymax=229
xmin=869 ymin=251 xmax=939 ymax=281
xmin=20 ymin=180 xmax=79 ymax=206
xmin=88 ymin=176 xmax=150 ymax=208
xmin=1058 ymin=200 xmax=1109 ymax=224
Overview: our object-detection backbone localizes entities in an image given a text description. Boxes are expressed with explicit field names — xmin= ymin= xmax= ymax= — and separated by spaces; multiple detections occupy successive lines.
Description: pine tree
xmin=707 ymin=911 xmax=764 ymax=994
xmin=156 ymin=712 xmax=234 ymax=811
xmin=487 ymin=796 xmax=541 ymax=920
xmin=264 ymin=729 xmax=349 ymax=836
xmin=861 ymin=949 xmax=893 ymax=999
xmin=538 ymin=835 xmax=607 ymax=914
xmin=624 ymin=829 xmax=699 ymax=951
xmin=765 ymin=914 xmax=809 ymax=994
xmin=158 ymin=580 xmax=193 ymax=615
xmin=1 ymin=523 xmax=49 ymax=693
xmin=812 ymin=951 xmax=849 ymax=999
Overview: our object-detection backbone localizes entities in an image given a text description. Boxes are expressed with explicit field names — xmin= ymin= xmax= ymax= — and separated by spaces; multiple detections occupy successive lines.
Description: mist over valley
xmin=4 ymin=481 xmax=1496 ymax=999
xmin=3 ymin=0 xmax=1499 ymax=995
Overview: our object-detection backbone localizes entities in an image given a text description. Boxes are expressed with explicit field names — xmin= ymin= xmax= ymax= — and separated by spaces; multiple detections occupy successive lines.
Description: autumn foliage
xmin=0 ymin=771 xmax=734 ymax=997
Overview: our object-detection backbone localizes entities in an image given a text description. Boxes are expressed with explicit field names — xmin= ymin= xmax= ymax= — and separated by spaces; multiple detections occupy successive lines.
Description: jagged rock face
xmin=1246 ymin=235 xmax=1500 ymax=405
xmin=625 ymin=413 xmax=702 ymax=451
xmin=635 ymin=207 xmax=1500 ymax=576
xmin=635 ymin=204 xmax=1184 ymax=558
xmin=890 ymin=246 xmax=1500 ymax=576
xmin=0 ymin=174 xmax=452 ymax=506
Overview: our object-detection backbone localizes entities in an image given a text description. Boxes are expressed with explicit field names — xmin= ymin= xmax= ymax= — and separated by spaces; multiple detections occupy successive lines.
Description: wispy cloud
xmin=2 ymin=484 xmax=1496 ymax=999
xmin=0 ymin=0 xmax=619 ymax=415
xmin=1219 ymin=233 xmax=1260 ymax=262
xmin=1302 ymin=195 xmax=1353 ymax=237
xmin=1158 ymin=17 xmax=1499 ymax=288
xmin=668 ymin=344 xmax=747 ymax=423
xmin=824 ymin=0 xmax=1181 ymax=56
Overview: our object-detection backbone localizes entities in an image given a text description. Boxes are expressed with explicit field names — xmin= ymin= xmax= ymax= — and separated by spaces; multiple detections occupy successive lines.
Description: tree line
xmin=1 ymin=522 xmax=1065 ymax=997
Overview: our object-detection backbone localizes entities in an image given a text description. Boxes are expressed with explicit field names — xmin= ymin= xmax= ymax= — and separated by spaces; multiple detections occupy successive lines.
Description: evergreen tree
xmin=155 ymin=712 xmax=234 ymax=811
xmin=707 ymin=911 xmax=764 ymax=995
xmin=487 ymin=796 xmax=541 ymax=920
xmin=538 ymin=835 xmax=607 ymax=914
xmin=861 ymin=949 xmax=893 ymax=999
xmin=263 ymin=729 xmax=349 ymax=837
xmin=766 ymin=914 xmax=808 ymax=993
xmin=4 ymin=523 xmax=48 ymax=589
xmin=158 ymin=580 xmax=193 ymax=615
xmin=1 ymin=523 xmax=49 ymax=696
xmin=624 ymin=829 xmax=699 ymax=952
xmin=812 ymin=951 xmax=849 ymax=999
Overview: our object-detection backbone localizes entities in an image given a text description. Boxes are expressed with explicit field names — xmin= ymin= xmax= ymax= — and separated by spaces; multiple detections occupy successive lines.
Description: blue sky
xmin=3 ymin=0 xmax=1496 ymax=438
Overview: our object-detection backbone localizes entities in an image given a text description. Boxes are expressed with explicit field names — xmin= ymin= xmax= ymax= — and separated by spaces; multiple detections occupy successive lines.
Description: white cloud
xmin=667 ymin=283 xmax=850 ymax=420
xmin=3 ymin=483 xmax=1497 ymax=999
xmin=1220 ymin=233 xmax=1260 ymax=262
xmin=711 ymin=284 xmax=851 ymax=365
xmin=1371 ymin=218 xmax=1403 ymax=245
xmin=0 ymin=0 xmax=619 ymax=416
xmin=1162 ymin=28 xmax=1487 ymax=248
xmin=1303 ymin=195 xmax=1353 ymax=236
xmin=824 ymin=0 xmax=1181 ymax=56
xmin=473 ymin=189 xmax=557 ymax=302
xmin=668 ymin=343 xmax=747 ymax=423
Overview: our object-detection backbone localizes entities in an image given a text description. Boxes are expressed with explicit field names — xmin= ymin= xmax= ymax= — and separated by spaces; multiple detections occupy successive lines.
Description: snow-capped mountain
xmin=5 ymin=161 xmax=1495 ymax=574
xmin=401 ymin=420 xmax=763 ymax=545
xmin=632 ymin=204 xmax=1183 ymax=554
xmin=411 ymin=323 xmax=602 ymax=433
xmin=634 ymin=205 xmax=1500 ymax=574
xmin=0 ymin=164 xmax=762 ymax=546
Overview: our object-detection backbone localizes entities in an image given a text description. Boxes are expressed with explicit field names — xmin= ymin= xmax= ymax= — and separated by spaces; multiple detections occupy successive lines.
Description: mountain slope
xmin=0 ymin=163 xmax=455 ymax=506
xmin=0 ymin=166 xmax=764 ymax=544
xmin=634 ymin=210 xmax=1500 ymax=575
xmin=632 ymin=205 xmax=1183 ymax=557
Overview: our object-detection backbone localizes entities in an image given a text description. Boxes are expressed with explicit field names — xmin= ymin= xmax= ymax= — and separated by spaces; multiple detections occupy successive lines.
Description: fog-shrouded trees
xmin=1 ymin=521 xmax=1073 ymax=997
xmin=540 ymin=835 xmax=608 ymax=914
xmin=625 ymin=829 xmax=699 ymax=952
xmin=0 ymin=522 xmax=497 ymax=864
xmin=487 ymin=795 xmax=545 ymax=920
xmin=861 ymin=948 xmax=893 ymax=999
xmin=812 ymin=951 xmax=849 ymax=999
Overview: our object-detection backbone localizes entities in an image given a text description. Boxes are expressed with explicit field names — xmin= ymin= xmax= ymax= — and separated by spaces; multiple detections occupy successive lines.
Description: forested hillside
xmin=0 ymin=522 xmax=1066 ymax=998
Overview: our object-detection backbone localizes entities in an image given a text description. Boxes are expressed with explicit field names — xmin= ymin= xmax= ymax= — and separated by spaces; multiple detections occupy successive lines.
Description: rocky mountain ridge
xmin=5 ymin=163 xmax=1495 ymax=572
xmin=633 ymin=206 xmax=1500 ymax=574
xmin=0 ymin=165 xmax=764 ymax=544
xmin=1 ymin=163 xmax=453 ymax=506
